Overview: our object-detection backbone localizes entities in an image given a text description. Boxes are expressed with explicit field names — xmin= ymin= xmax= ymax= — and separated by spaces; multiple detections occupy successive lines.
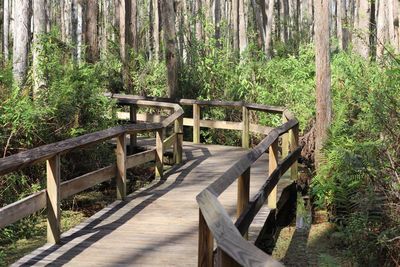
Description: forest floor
xmin=272 ymin=222 xmax=354 ymax=266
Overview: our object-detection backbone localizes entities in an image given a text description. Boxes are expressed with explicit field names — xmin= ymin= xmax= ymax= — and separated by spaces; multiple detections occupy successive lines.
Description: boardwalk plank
xmin=12 ymin=143 xmax=288 ymax=267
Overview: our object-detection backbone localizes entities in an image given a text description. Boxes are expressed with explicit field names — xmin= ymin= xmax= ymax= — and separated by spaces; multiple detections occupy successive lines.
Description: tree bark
xmin=13 ymin=0 xmax=31 ymax=86
xmin=33 ymin=0 xmax=47 ymax=96
xmin=119 ymin=0 xmax=132 ymax=92
xmin=3 ymin=0 xmax=9 ymax=61
xmin=232 ymin=0 xmax=239 ymax=51
xmin=238 ymin=0 xmax=247 ymax=53
xmin=353 ymin=0 xmax=370 ymax=58
xmin=152 ymin=0 xmax=160 ymax=60
xmin=376 ymin=0 xmax=388 ymax=59
xmin=85 ymin=0 xmax=99 ymax=63
xmin=315 ymin=0 xmax=332 ymax=169
xmin=130 ymin=0 xmax=137 ymax=53
xmin=161 ymin=0 xmax=178 ymax=99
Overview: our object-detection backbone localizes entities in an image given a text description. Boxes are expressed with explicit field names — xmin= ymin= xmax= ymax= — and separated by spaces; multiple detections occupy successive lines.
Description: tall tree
xmin=3 ymin=0 xmax=10 ymax=61
xmin=353 ymin=0 xmax=370 ymax=58
xmin=85 ymin=0 xmax=99 ymax=63
xmin=238 ymin=0 xmax=247 ymax=53
xmin=33 ymin=0 xmax=47 ymax=96
xmin=161 ymin=0 xmax=178 ymax=99
xmin=130 ymin=0 xmax=138 ymax=53
xmin=151 ymin=0 xmax=160 ymax=60
xmin=13 ymin=0 xmax=31 ymax=86
xmin=315 ymin=0 xmax=332 ymax=168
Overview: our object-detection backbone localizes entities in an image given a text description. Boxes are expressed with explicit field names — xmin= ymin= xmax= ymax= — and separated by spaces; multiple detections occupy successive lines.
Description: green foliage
xmin=0 ymin=30 xmax=117 ymax=246
xmin=312 ymin=53 xmax=400 ymax=264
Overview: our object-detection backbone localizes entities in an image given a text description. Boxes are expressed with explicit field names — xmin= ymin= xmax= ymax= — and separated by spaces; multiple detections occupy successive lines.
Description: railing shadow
xmin=17 ymin=145 xmax=212 ymax=266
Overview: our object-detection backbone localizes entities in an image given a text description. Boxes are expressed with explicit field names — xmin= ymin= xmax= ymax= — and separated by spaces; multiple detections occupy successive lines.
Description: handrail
xmin=196 ymin=108 xmax=299 ymax=266
xmin=0 ymin=94 xmax=300 ymax=267
xmin=0 ymin=97 xmax=184 ymax=243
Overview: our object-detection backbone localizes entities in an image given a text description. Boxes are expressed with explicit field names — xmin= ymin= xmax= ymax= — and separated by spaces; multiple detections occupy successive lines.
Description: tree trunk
xmin=13 ymin=0 xmax=31 ymax=86
xmin=85 ymin=0 xmax=99 ymax=63
xmin=376 ymin=0 xmax=388 ymax=59
xmin=315 ymin=0 xmax=332 ymax=169
xmin=353 ymin=0 xmax=370 ymax=58
xmin=152 ymin=0 xmax=160 ymax=60
xmin=161 ymin=0 xmax=177 ymax=99
xmin=238 ymin=0 xmax=247 ymax=53
xmin=265 ymin=0 xmax=275 ymax=58
xmin=215 ymin=0 xmax=221 ymax=44
xmin=76 ymin=0 xmax=83 ymax=63
xmin=33 ymin=0 xmax=47 ymax=96
xmin=130 ymin=0 xmax=137 ymax=53
xmin=3 ymin=0 xmax=9 ymax=61
xmin=195 ymin=0 xmax=203 ymax=41
xmin=232 ymin=0 xmax=239 ymax=51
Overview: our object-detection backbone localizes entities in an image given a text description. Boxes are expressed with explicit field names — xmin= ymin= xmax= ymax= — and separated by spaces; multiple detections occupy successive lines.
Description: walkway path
xmin=13 ymin=143 xmax=290 ymax=266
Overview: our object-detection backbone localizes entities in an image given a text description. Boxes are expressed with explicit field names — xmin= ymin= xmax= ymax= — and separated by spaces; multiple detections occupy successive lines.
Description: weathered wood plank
xmin=268 ymin=139 xmax=279 ymax=209
xmin=61 ymin=165 xmax=116 ymax=199
xmin=0 ymin=190 xmax=46 ymax=228
xmin=235 ymin=147 xmax=301 ymax=235
xmin=126 ymin=149 xmax=156 ymax=169
xmin=155 ymin=129 xmax=164 ymax=178
xmin=242 ymin=106 xmax=250 ymax=148
xmin=129 ymin=105 xmax=137 ymax=153
xmin=116 ymin=134 xmax=127 ymax=200
xmin=163 ymin=133 xmax=176 ymax=150
xmin=174 ymin=117 xmax=183 ymax=164
xmin=46 ymin=155 xmax=61 ymax=244
xmin=198 ymin=209 xmax=213 ymax=267
xmin=193 ymin=104 xmax=200 ymax=143
xmin=197 ymin=190 xmax=283 ymax=267
xmin=249 ymin=124 xmax=273 ymax=135
xmin=0 ymin=123 xmax=161 ymax=176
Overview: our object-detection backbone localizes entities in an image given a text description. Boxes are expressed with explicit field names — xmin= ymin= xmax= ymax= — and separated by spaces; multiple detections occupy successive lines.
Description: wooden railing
xmin=0 ymin=94 xmax=300 ymax=267
xmin=0 ymin=96 xmax=184 ymax=243
xmin=114 ymin=95 xmax=300 ymax=266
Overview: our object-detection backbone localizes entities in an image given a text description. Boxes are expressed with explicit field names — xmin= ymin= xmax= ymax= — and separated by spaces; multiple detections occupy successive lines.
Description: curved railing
xmin=0 ymin=94 xmax=300 ymax=267
xmin=0 ymin=96 xmax=184 ymax=243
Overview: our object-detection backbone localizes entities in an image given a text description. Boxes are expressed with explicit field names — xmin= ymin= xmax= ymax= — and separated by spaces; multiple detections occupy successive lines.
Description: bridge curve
xmin=0 ymin=95 xmax=300 ymax=266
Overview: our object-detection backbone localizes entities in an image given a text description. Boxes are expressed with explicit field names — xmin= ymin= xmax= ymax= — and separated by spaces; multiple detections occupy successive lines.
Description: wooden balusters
xmin=116 ymin=133 xmax=127 ymax=200
xmin=267 ymin=139 xmax=279 ymax=209
xmin=242 ymin=106 xmax=250 ymax=149
xmin=46 ymin=154 xmax=61 ymax=244
xmin=193 ymin=104 xmax=200 ymax=144
xmin=289 ymin=124 xmax=299 ymax=180
xmin=198 ymin=209 xmax=214 ymax=267
xmin=155 ymin=129 xmax=164 ymax=178
xmin=174 ymin=116 xmax=183 ymax=164
xmin=129 ymin=104 xmax=137 ymax=154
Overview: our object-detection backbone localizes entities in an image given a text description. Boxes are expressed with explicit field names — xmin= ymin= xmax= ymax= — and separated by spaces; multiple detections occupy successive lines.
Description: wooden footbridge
xmin=0 ymin=94 xmax=300 ymax=266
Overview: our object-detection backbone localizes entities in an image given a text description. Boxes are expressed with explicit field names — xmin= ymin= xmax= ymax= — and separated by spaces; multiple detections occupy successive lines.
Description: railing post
xmin=268 ymin=139 xmax=279 ymax=209
xmin=198 ymin=209 xmax=213 ymax=267
xmin=289 ymin=124 xmax=299 ymax=180
xmin=47 ymin=154 xmax=61 ymax=244
xmin=282 ymin=114 xmax=289 ymax=158
xmin=193 ymin=103 xmax=200 ymax=144
xmin=129 ymin=104 xmax=137 ymax=154
xmin=242 ymin=106 xmax=249 ymax=149
xmin=237 ymin=167 xmax=250 ymax=239
xmin=116 ymin=133 xmax=127 ymax=200
xmin=155 ymin=129 xmax=164 ymax=178
xmin=218 ymin=249 xmax=240 ymax=267
xmin=174 ymin=116 xmax=183 ymax=164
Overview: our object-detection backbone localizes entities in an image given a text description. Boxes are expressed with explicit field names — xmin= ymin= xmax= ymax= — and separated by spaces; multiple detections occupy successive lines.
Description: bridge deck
xmin=13 ymin=143 xmax=290 ymax=266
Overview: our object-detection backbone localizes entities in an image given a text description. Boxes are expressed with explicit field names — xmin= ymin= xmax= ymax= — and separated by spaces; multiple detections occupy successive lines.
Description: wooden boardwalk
xmin=13 ymin=143 xmax=290 ymax=267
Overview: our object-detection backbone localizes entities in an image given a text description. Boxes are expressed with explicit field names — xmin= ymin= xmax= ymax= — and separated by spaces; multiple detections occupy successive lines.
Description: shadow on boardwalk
xmin=18 ymin=145 xmax=211 ymax=266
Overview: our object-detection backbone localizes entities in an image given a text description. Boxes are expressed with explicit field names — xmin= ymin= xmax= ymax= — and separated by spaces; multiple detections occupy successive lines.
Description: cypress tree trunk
xmin=161 ymin=0 xmax=178 ymax=99
xmin=85 ymin=0 xmax=99 ymax=63
xmin=3 ymin=0 xmax=9 ymax=61
xmin=13 ymin=0 xmax=31 ymax=86
xmin=315 ymin=0 xmax=332 ymax=169
xmin=33 ymin=0 xmax=47 ymax=96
